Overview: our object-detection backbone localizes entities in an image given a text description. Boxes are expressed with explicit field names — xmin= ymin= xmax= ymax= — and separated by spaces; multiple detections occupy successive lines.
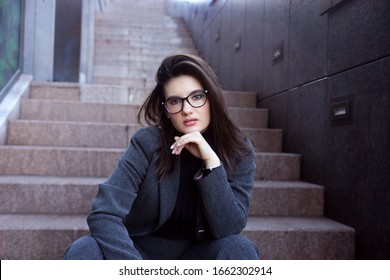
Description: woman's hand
xmin=170 ymin=131 xmax=221 ymax=169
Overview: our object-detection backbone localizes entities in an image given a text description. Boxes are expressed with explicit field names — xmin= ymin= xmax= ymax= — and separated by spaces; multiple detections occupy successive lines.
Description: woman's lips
xmin=183 ymin=118 xmax=198 ymax=127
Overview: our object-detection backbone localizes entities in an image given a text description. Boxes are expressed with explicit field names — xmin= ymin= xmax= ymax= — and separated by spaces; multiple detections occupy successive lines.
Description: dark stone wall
xmin=53 ymin=0 xmax=82 ymax=82
xmin=167 ymin=0 xmax=390 ymax=259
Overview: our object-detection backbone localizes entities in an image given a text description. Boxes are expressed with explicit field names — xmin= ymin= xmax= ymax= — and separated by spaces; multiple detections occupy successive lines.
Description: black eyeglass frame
xmin=162 ymin=89 xmax=208 ymax=114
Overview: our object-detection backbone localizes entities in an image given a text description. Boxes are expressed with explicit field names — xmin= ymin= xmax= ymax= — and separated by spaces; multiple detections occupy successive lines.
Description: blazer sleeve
xmin=196 ymin=137 xmax=256 ymax=239
xmin=87 ymin=127 xmax=159 ymax=259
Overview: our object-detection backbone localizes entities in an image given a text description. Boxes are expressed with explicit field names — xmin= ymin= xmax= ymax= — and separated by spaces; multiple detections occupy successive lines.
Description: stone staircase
xmin=0 ymin=0 xmax=354 ymax=259
xmin=93 ymin=0 xmax=196 ymax=89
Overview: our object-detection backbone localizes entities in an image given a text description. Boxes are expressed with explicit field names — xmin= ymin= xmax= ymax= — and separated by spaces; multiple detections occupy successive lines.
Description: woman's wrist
xmin=204 ymin=157 xmax=221 ymax=170
xmin=202 ymin=162 xmax=221 ymax=177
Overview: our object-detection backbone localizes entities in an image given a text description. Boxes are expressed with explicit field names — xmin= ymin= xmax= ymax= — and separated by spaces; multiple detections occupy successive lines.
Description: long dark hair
xmin=138 ymin=52 xmax=251 ymax=181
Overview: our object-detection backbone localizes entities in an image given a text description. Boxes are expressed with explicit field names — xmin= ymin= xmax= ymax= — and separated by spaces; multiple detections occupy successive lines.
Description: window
xmin=0 ymin=0 xmax=23 ymax=102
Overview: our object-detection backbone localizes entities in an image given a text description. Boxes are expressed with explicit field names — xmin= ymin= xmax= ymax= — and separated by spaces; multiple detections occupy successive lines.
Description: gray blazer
xmin=87 ymin=126 xmax=256 ymax=259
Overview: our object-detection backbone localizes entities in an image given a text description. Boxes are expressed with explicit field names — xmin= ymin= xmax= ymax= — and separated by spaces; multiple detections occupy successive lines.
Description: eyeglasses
xmin=162 ymin=89 xmax=208 ymax=114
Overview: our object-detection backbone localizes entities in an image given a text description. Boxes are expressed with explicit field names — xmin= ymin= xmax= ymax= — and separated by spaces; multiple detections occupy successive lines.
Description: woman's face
xmin=163 ymin=75 xmax=211 ymax=134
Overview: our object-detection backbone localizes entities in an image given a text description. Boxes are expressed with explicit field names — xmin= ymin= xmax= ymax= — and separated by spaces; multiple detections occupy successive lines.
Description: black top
xmin=153 ymin=149 xmax=202 ymax=240
xmin=153 ymin=129 xmax=216 ymax=240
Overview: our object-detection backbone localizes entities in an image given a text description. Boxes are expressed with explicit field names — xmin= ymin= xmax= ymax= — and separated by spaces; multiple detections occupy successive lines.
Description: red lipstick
xmin=183 ymin=118 xmax=198 ymax=127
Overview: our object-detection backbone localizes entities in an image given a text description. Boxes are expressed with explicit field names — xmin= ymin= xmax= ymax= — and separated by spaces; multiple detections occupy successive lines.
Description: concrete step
xmin=95 ymin=14 xmax=176 ymax=22
xmin=29 ymin=82 xmax=148 ymax=104
xmin=126 ymin=53 xmax=174 ymax=63
xmin=95 ymin=16 xmax=187 ymax=25
xmin=7 ymin=120 xmax=279 ymax=151
xmin=0 ymin=146 xmax=299 ymax=180
xmin=0 ymin=176 xmax=101 ymax=214
xmin=95 ymin=37 xmax=194 ymax=47
xmin=29 ymin=82 xmax=150 ymax=104
xmin=223 ymin=91 xmax=257 ymax=108
xmin=97 ymin=16 xmax=189 ymax=26
xmin=228 ymin=107 xmax=268 ymax=128
xmin=100 ymin=0 xmax=166 ymax=9
xmin=96 ymin=51 xmax=196 ymax=64
xmin=20 ymin=99 xmax=141 ymax=123
xmin=94 ymin=52 xmax=165 ymax=62
xmin=93 ymin=59 xmax=162 ymax=70
xmin=243 ymin=128 xmax=282 ymax=152
xmin=92 ymin=61 xmax=187 ymax=72
xmin=94 ymin=57 xmax=159 ymax=67
xmin=0 ymin=214 xmax=354 ymax=259
xmin=93 ymin=68 xmax=151 ymax=80
xmin=94 ymin=77 xmax=151 ymax=89
xmin=255 ymin=152 xmax=300 ymax=181
xmin=94 ymin=46 xmax=195 ymax=58
xmin=6 ymin=120 xmax=139 ymax=148
xmin=101 ymin=2 xmax=166 ymax=10
xmin=0 ymin=214 xmax=88 ymax=260
xmin=92 ymin=65 xmax=157 ymax=78
xmin=0 ymin=146 xmax=121 ymax=178
xmin=93 ymin=66 xmax=156 ymax=79
xmin=92 ymin=76 xmax=155 ymax=89
xmin=29 ymin=83 xmax=256 ymax=108
xmin=20 ymin=99 xmax=267 ymax=128
xmin=94 ymin=42 xmax=194 ymax=54
xmin=95 ymin=29 xmax=191 ymax=38
xmin=95 ymin=25 xmax=191 ymax=37
xmin=0 ymin=177 xmax=320 ymax=216
xmin=243 ymin=216 xmax=355 ymax=259
xmin=249 ymin=181 xmax=323 ymax=216
xmin=29 ymin=82 xmax=80 ymax=101
xmin=94 ymin=43 xmax=194 ymax=53
xmin=95 ymin=19 xmax=179 ymax=29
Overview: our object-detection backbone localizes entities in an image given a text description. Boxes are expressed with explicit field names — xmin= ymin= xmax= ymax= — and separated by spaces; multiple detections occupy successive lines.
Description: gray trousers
xmin=63 ymin=234 xmax=260 ymax=260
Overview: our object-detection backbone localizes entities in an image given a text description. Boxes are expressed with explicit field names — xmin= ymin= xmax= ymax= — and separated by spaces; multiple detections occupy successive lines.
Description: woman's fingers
xmin=170 ymin=132 xmax=221 ymax=168
xmin=170 ymin=132 xmax=204 ymax=156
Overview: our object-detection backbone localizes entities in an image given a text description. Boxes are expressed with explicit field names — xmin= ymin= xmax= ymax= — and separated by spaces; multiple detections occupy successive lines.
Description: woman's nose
xmin=181 ymin=99 xmax=193 ymax=114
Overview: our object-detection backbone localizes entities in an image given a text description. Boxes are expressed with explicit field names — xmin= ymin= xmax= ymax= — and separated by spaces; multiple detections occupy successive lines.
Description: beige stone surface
xmin=243 ymin=217 xmax=355 ymax=260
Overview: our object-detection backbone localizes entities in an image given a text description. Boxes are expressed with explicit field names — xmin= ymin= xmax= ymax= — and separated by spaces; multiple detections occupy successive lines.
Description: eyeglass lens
xmin=164 ymin=90 xmax=207 ymax=113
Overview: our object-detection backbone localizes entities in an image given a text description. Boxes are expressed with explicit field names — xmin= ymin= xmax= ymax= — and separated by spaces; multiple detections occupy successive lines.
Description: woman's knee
xmin=214 ymin=235 xmax=260 ymax=260
xmin=181 ymin=235 xmax=260 ymax=260
xmin=63 ymin=235 xmax=105 ymax=260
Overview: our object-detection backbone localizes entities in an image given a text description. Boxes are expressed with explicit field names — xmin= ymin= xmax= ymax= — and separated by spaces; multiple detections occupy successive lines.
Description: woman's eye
xmin=169 ymin=99 xmax=180 ymax=105
xmin=192 ymin=94 xmax=203 ymax=100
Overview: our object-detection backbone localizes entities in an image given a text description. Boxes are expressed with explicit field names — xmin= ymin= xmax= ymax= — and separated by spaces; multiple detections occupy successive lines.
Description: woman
xmin=64 ymin=52 xmax=259 ymax=260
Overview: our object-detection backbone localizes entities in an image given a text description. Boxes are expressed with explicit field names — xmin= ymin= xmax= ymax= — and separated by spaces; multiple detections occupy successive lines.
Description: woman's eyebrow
xmin=166 ymin=89 xmax=204 ymax=99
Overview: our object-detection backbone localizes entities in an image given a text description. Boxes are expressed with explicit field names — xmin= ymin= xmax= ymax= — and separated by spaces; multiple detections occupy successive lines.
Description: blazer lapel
xmin=157 ymin=156 xmax=181 ymax=228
